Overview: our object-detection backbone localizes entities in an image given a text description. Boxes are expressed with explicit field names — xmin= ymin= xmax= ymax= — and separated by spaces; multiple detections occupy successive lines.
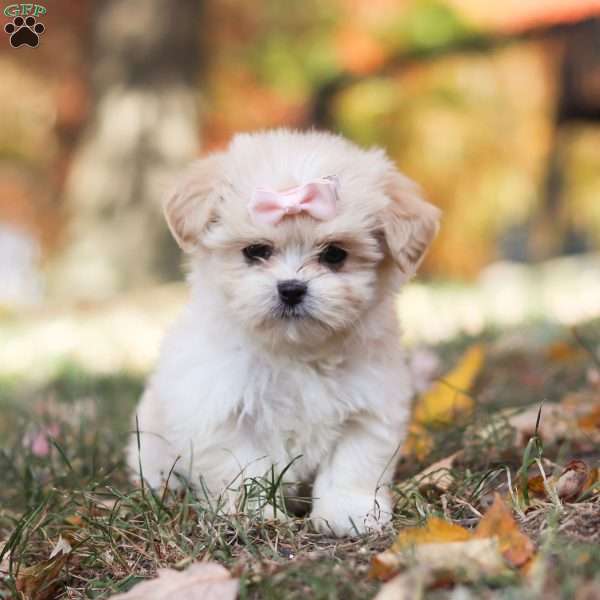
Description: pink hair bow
xmin=248 ymin=176 xmax=339 ymax=225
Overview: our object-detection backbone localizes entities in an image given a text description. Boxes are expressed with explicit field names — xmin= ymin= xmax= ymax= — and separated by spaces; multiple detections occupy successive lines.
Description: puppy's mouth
xmin=273 ymin=304 xmax=310 ymax=320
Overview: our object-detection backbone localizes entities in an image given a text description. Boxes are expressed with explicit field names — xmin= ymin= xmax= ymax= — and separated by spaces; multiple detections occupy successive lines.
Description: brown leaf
xmin=544 ymin=341 xmax=583 ymax=362
xmin=474 ymin=494 xmax=535 ymax=568
xmin=414 ymin=451 xmax=462 ymax=493
xmin=577 ymin=405 xmax=600 ymax=431
xmin=506 ymin=393 xmax=600 ymax=449
xmin=65 ymin=514 xmax=84 ymax=527
xmin=526 ymin=474 xmax=547 ymax=498
xmin=555 ymin=459 xmax=598 ymax=501
xmin=49 ymin=536 xmax=72 ymax=559
xmin=16 ymin=536 xmax=72 ymax=600
xmin=508 ymin=403 xmax=571 ymax=447
xmin=373 ymin=538 xmax=508 ymax=592
xmin=374 ymin=567 xmax=427 ymax=600
xmin=370 ymin=551 xmax=406 ymax=581
xmin=371 ymin=517 xmax=472 ymax=580
xmin=109 ymin=562 xmax=238 ymax=600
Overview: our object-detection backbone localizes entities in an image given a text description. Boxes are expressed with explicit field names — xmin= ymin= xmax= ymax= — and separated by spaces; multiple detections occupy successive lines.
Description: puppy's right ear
xmin=164 ymin=154 xmax=223 ymax=253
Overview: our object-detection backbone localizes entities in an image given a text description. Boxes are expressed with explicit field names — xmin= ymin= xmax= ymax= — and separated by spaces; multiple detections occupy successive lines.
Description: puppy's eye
xmin=319 ymin=244 xmax=348 ymax=267
xmin=243 ymin=244 xmax=273 ymax=262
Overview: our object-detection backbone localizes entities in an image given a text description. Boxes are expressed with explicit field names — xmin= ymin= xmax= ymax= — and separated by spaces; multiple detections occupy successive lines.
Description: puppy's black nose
xmin=277 ymin=279 xmax=307 ymax=306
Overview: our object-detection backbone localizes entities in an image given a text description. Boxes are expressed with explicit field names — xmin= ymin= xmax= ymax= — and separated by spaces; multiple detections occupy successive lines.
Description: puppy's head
xmin=165 ymin=130 xmax=440 ymax=347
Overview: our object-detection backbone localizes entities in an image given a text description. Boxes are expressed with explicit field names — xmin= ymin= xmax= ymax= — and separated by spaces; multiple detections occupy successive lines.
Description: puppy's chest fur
xmin=156 ymin=311 xmax=396 ymax=479
xmin=240 ymin=353 xmax=379 ymax=474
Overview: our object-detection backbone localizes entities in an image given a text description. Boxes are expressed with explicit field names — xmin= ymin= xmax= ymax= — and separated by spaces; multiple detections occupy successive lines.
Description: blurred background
xmin=1 ymin=0 xmax=600 ymax=380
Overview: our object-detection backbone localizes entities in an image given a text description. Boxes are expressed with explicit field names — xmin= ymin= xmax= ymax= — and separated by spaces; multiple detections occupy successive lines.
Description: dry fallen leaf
xmin=386 ymin=537 xmax=508 ymax=580
xmin=525 ymin=474 xmax=547 ymax=498
xmin=371 ymin=502 xmax=534 ymax=589
xmin=499 ymin=392 xmax=600 ymax=449
xmin=371 ymin=517 xmax=472 ymax=580
xmin=507 ymin=403 xmax=571 ymax=447
xmin=402 ymin=423 xmax=434 ymax=461
xmin=555 ymin=459 xmax=598 ymax=501
xmin=544 ymin=341 xmax=583 ymax=362
xmin=474 ymin=494 xmax=535 ymax=568
xmin=522 ymin=460 xmax=598 ymax=503
xmin=413 ymin=345 xmax=484 ymax=427
xmin=65 ymin=514 xmax=84 ymax=527
xmin=109 ymin=562 xmax=238 ymax=600
xmin=16 ymin=535 xmax=72 ymax=600
xmin=49 ymin=536 xmax=72 ymax=560
xmin=404 ymin=345 xmax=484 ymax=459
xmin=392 ymin=516 xmax=473 ymax=550
xmin=413 ymin=451 xmax=463 ymax=493
xmin=374 ymin=567 xmax=427 ymax=600
xmin=577 ymin=405 xmax=600 ymax=432
xmin=373 ymin=538 xmax=509 ymax=592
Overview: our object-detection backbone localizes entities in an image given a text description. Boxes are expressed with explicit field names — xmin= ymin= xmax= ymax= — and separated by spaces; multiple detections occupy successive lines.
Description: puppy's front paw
xmin=311 ymin=490 xmax=392 ymax=537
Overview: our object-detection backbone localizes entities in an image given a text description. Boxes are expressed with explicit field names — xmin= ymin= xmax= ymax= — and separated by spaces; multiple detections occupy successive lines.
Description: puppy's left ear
xmin=163 ymin=153 xmax=223 ymax=253
xmin=380 ymin=169 xmax=441 ymax=275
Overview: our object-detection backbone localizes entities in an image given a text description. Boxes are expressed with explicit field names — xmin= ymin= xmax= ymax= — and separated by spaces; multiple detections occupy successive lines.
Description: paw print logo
xmin=4 ymin=16 xmax=45 ymax=48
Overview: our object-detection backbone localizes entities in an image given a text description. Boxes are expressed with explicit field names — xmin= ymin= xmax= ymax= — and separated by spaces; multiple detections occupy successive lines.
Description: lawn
xmin=0 ymin=319 xmax=599 ymax=599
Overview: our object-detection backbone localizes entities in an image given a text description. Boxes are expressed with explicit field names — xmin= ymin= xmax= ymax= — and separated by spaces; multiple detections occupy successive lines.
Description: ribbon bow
xmin=248 ymin=176 xmax=339 ymax=226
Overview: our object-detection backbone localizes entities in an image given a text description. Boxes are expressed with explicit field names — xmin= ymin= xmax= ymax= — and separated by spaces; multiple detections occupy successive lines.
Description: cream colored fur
xmin=127 ymin=129 xmax=440 ymax=536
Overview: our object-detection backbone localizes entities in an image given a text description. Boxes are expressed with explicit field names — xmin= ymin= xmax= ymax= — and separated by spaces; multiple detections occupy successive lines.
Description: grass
xmin=1 ymin=321 xmax=599 ymax=599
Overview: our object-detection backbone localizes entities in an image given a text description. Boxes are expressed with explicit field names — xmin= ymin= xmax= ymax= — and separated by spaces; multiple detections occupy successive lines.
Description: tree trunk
xmin=527 ymin=18 xmax=600 ymax=260
xmin=50 ymin=0 xmax=202 ymax=299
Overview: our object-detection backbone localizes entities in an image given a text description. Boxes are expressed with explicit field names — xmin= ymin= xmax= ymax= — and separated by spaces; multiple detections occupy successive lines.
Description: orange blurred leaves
xmin=334 ymin=25 xmax=387 ymax=75
xmin=474 ymin=494 xmax=535 ymax=568
xmin=404 ymin=345 xmax=484 ymax=460
xmin=371 ymin=495 xmax=535 ymax=586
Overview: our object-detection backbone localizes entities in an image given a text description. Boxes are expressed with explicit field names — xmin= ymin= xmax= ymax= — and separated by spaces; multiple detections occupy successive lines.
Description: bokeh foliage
xmin=1 ymin=0 xmax=600 ymax=283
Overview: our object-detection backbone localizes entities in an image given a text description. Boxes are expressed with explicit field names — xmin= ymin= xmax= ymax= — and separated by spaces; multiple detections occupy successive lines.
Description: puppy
xmin=127 ymin=129 xmax=440 ymax=536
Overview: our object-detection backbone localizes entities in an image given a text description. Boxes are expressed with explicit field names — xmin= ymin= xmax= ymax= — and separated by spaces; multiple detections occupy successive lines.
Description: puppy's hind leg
xmin=193 ymin=430 xmax=293 ymax=521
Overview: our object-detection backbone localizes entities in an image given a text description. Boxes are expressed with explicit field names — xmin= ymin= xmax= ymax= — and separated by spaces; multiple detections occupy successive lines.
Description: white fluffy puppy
xmin=127 ymin=129 xmax=440 ymax=536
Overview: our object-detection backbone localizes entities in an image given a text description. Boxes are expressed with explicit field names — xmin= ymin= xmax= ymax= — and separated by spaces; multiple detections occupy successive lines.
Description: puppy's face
xmin=204 ymin=216 xmax=385 ymax=346
xmin=164 ymin=131 xmax=440 ymax=347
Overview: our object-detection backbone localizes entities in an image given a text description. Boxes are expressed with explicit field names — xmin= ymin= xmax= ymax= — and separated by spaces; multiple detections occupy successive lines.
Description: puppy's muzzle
xmin=277 ymin=279 xmax=307 ymax=307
